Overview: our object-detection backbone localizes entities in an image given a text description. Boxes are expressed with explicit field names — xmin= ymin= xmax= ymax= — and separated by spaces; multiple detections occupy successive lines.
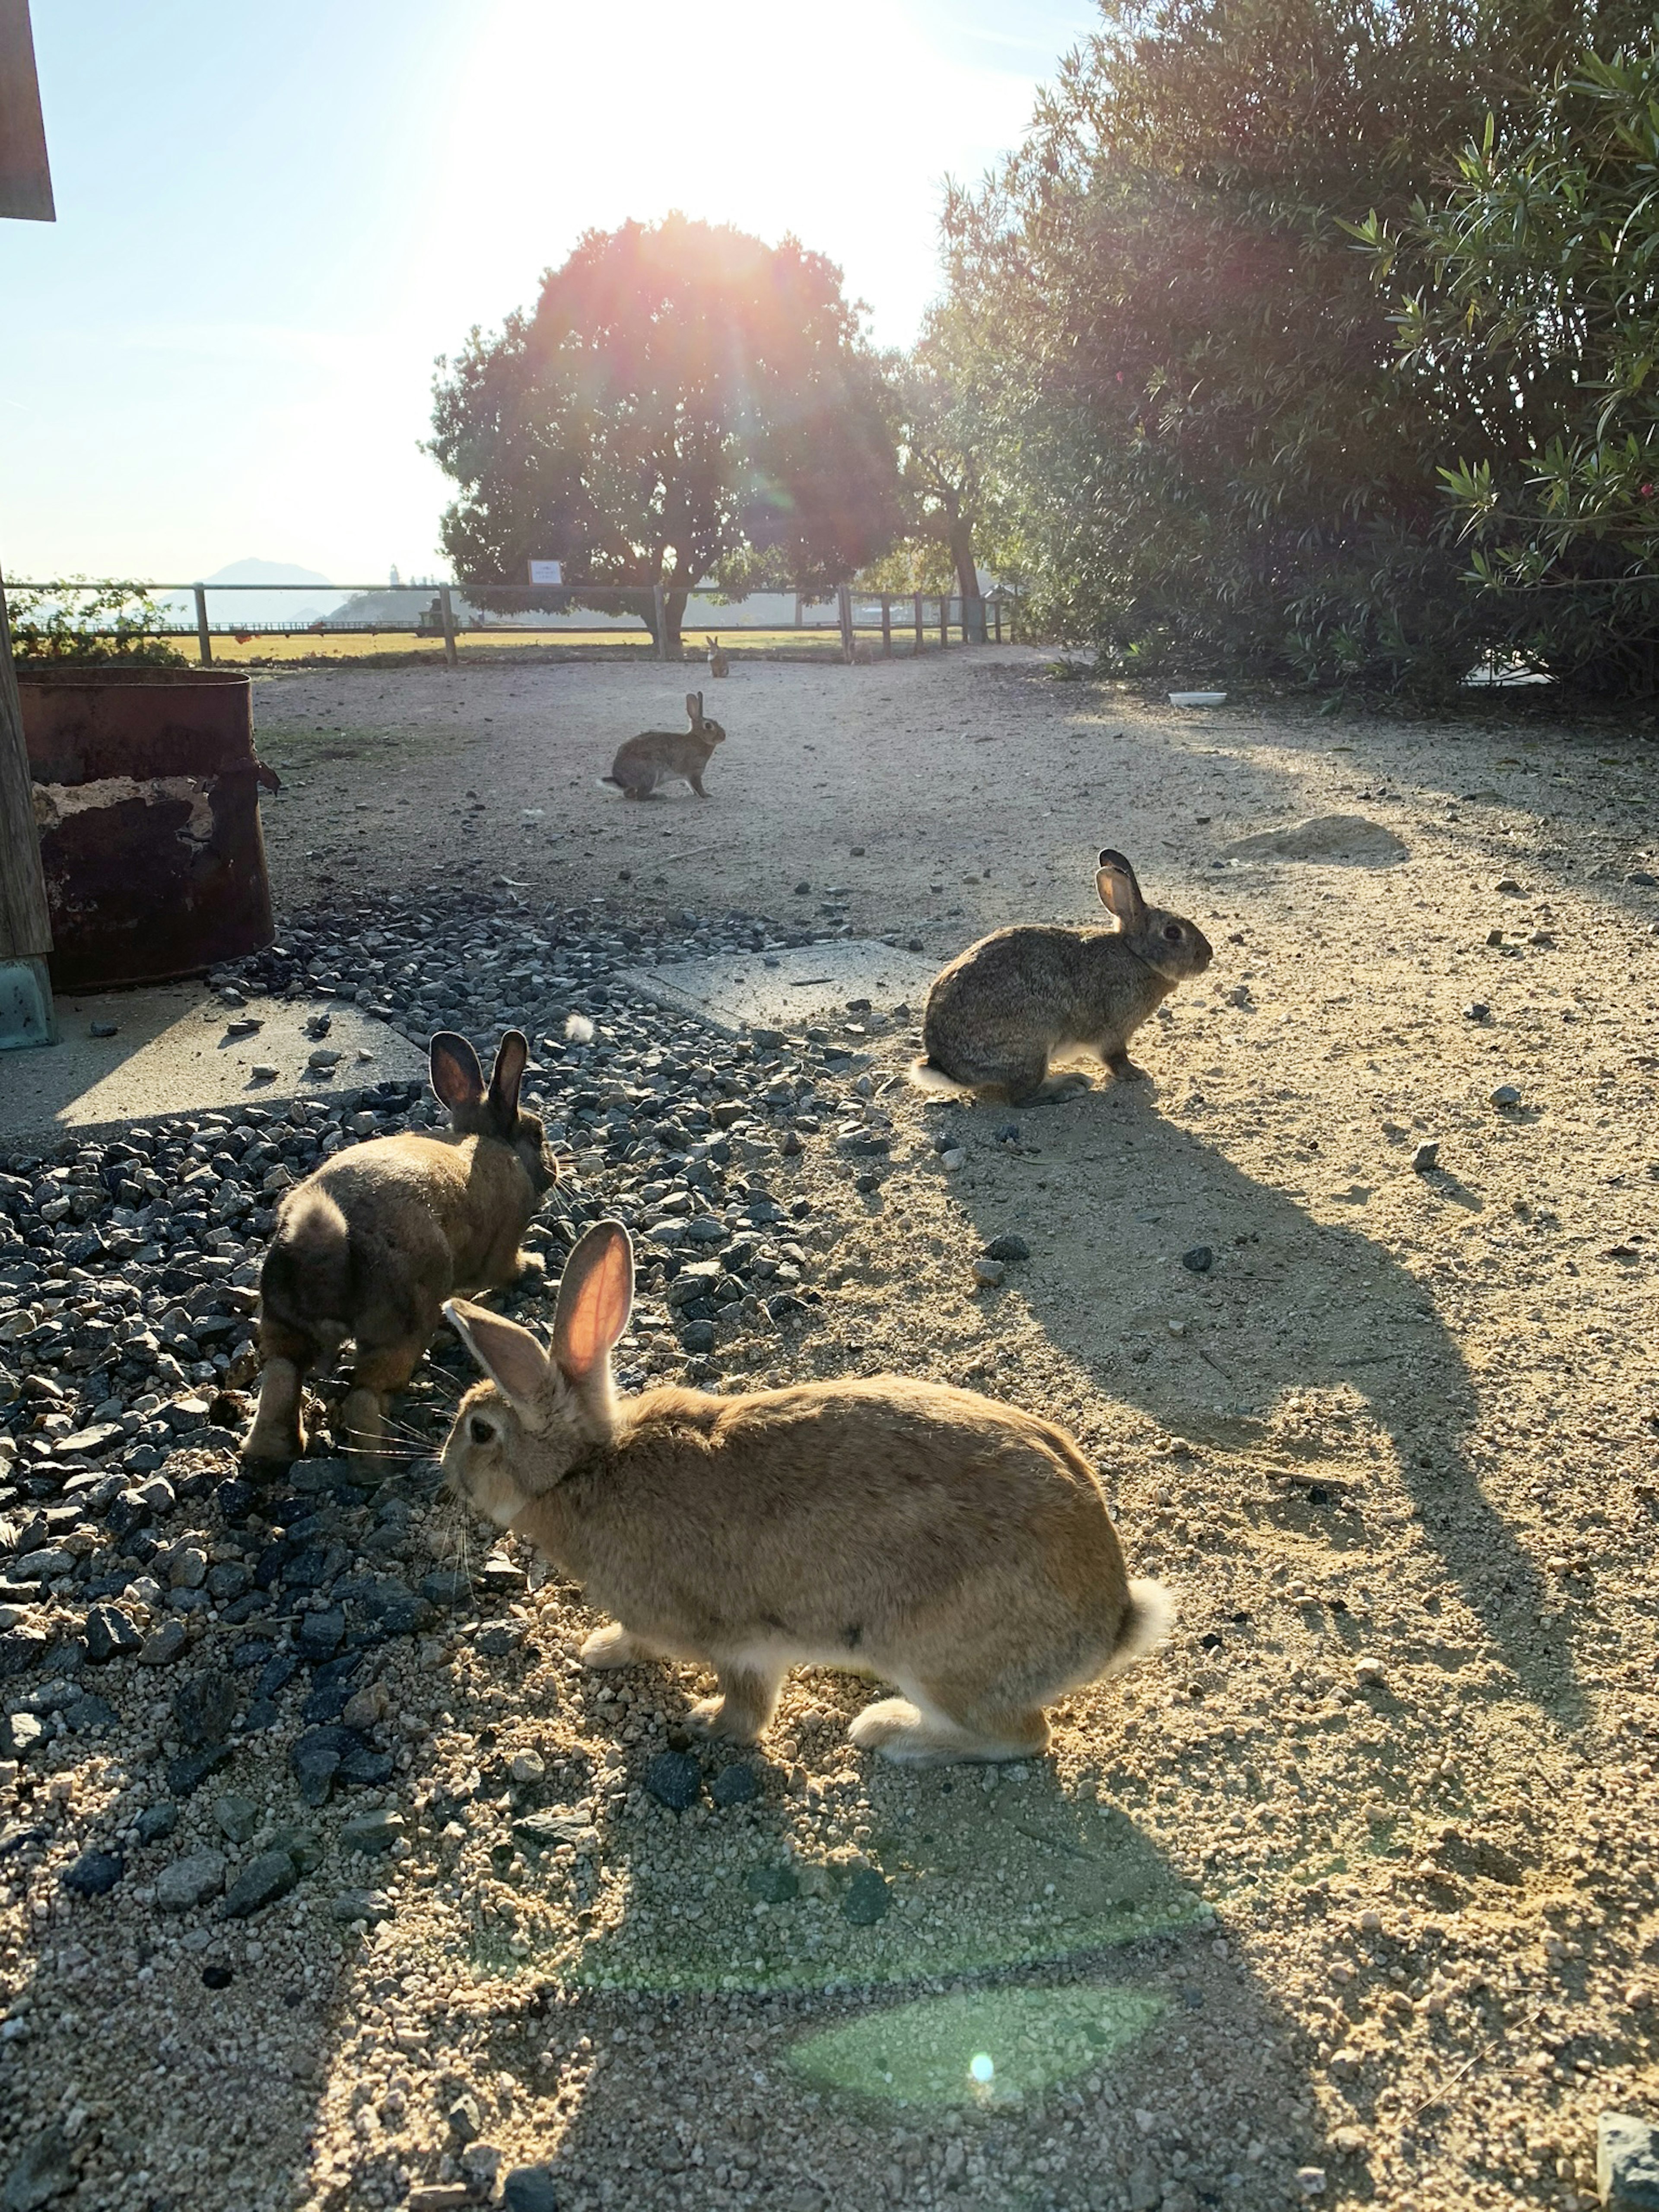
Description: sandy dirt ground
xmin=6 ymin=647 xmax=1658 ymax=2212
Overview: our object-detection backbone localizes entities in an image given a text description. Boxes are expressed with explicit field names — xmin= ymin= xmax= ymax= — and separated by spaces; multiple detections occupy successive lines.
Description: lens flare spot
xmin=969 ymin=2053 xmax=995 ymax=2085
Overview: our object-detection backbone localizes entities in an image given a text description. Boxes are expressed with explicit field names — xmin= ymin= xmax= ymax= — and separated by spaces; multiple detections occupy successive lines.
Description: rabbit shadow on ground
xmin=927 ymin=1077 xmax=1582 ymax=1730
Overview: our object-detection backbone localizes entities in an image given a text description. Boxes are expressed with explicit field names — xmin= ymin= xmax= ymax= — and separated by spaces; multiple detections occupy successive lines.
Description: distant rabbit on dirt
xmin=440 ymin=1220 xmax=1173 ymax=1765
xmin=705 ymin=635 xmax=730 ymax=677
xmin=600 ymin=692 xmax=725 ymax=799
xmin=244 ymin=1031 xmax=556 ymax=1470
xmin=910 ymin=849 xmax=1213 ymax=1105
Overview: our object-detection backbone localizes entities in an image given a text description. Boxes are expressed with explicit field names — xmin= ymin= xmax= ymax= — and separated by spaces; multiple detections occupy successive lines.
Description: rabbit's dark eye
xmin=468 ymin=1415 xmax=495 ymax=1446
xmin=1163 ymin=923 xmax=1183 ymax=943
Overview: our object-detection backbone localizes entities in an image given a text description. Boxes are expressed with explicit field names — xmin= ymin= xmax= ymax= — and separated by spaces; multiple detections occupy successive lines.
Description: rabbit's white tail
xmin=1099 ymin=1578 xmax=1176 ymax=1678
xmin=907 ymin=1055 xmax=973 ymax=1098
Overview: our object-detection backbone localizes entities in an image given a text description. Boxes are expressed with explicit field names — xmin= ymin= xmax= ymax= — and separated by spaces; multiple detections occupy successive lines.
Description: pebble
xmin=645 ymin=1750 xmax=702 ymax=1810
xmin=82 ymin=1605 xmax=140 ymax=1665
xmin=710 ymin=1763 xmax=758 ymax=1806
xmin=1411 ymin=1140 xmax=1440 ymax=1173
xmin=213 ymin=1792 xmax=257 ymax=1844
xmin=502 ymin=2168 xmax=560 ymax=2212
xmin=222 ymin=1846 xmax=301 ymax=1918
xmin=2 ymin=2127 xmax=73 ymax=2212
xmin=156 ymin=1848 xmax=228 ymax=1912
xmin=982 ymin=1233 xmax=1030 ymax=1262
xmin=1464 ymin=1001 xmax=1490 ymax=1020
xmin=62 ymin=1849 xmax=123 ymax=1897
xmin=1490 ymin=1084 xmax=1522 ymax=1108
xmin=509 ymin=1749 xmax=546 ymax=1784
xmin=137 ymin=1620 xmax=188 ymax=1667
xmin=1598 ymin=2113 xmax=1659 ymax=2210
xmin=331 ymin=1887 xmax=394 ymax=1924
xmin=941 ymin=1148 xmax=966 ymax=1173
xmin=1180 ymin=1245 xmax=1214 ymax=1273
xmin=1354 ymin=1658 xmax=1388 ymax=1690
xmin=841 ymin=1867 xmax=891 ymax=1924
xmin=970 ymin=1257 xmax=1006 ymax=1288
xmin=340 ymin=1808 xmax=406 ymax=1855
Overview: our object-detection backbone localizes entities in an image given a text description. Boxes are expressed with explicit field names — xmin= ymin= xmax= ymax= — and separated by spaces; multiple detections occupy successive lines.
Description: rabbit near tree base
xmin=440 ymin=1219 xmax=1175 ymax=1768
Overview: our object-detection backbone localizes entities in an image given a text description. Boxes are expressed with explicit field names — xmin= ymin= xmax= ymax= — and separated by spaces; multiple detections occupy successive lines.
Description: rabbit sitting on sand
xmin=441 ymin=1221 xmax=1172 ymax=1764
xmin=601 ymin=692 xmax=725 ymax=799
xmin=244 ymin=1031 xmax=556 ymax=1469
xmin=705 ymin=635 xmax=730 ymax=677
xmin=911 ymin=849 xmax=1212 ymax=1106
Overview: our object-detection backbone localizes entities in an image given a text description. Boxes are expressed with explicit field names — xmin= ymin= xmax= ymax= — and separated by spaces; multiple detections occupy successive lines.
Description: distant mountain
xmin=163 ymin=558 xmax=344 ymax=630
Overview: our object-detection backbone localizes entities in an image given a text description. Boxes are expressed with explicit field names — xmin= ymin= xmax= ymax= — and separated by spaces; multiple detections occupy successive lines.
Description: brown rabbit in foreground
xmin=911 ymin=849 xmax=1213 ymax=1106
xmin=601 ymin=692 xmax=725 ymax=799
xmin=244 ymin=1032 xmax=556 ymax=1469
xmin=441 ymin=1222 xmax=1171 ymax=1764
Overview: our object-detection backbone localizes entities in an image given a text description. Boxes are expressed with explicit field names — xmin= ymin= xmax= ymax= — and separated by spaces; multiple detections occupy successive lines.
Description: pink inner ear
xmin=561 ymin=1234 xmax=632 ymax=1377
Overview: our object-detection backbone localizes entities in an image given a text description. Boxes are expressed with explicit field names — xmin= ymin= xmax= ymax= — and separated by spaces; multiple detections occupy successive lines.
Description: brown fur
xmin=245 ymin=1030 xmax=556 ymax=1470
xmin=440 ymin=1222 xmax=1172 ymax=1766
xmin=601 ymin=691 xmax=725 ymax=799
xmin=912 ymin=848 xmax=1213 ymax=1106
xmin=705 ymin=636 xmax=730 ymax=677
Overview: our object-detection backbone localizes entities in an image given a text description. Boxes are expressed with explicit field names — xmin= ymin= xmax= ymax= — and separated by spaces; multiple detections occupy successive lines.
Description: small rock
xmin=340 ymin=1808 xmax=406 ymax=1856
xmin=1490 ymin=1084 xmax=1522 ymax=1108
xmin=679 ymin=1320 xmax=717 ymax=1354
xmin=156 ymin=1848 xmax=227 ymax=1912
xmin=82 ymin=1605 xmax=140 ymax=1665
xmin=502 ymin=2167 xmax=560 ymax=2212
xmin=222 ymin=1846 xmax=300 ymax=1918
xmin=62 ymin=1849 xmax=123 ymax=1898
xmin=940 ymin=1147 xmax=966 ymax=1173
xmin=745 ymin=1864 xmax=799 ymax=1902
xmin=1599 ymin=2112 xmax=1659 ymax=2210
xmin=982 ymin=1233 xmax=1030 ymax=1263
xmin=137 ymin=1620 xmax=188 ymax=1666
xmin=1180 ymin=1245 xmax=1214 ymax=1274
xmin=645 ymin=1750 xmax=701 ymax=1810
xmin=446 ymin=2094 xmax=482 ymax=2145
xmin=1 ymin=1713 xmax=43 ymax=1758
xmin=2 ymin=2126 xmax=73 ymax=2212
xmin=970 ymin=1257 xmax=1005 ymax=1288
xmin=88 ymin=1021 xmax=118 ymax=1039
xmin=1463 ymin=1001 xmax=1489 ymax=1021
xmin=296 ymin=1608 xmax=345 ymax=1660
xmin=249 ymin=1064 xmax=279 ymax=1083
xmin=340 ymin=1682 xmax=389 ymax=1732
xmin=135 ymin=1803 xmax=178 ymax=1845
xmin=331 ymin=1888 xmax=394 ymax=1924
xmin=710 ymin=1764 xmax=758 ymax=1807
xmin=1411 ymin=1140 xmax=1440 ymax=1173
xmin=509 ymin=1749 xmax=546 ymax=1785
xmin=1354 ymin=1658 xmax=1388 ymax=1690
xmin=172 ymin=1671 xmax=237 ymax=1748
xmin=200 ymin=1963 xmax=234 ymax=1990
xmin=1296 ymin=2171 xmax=1327 ymax=2198
xmin=1495 ymin=876 xmax=1523 ymax=894
xmin=213 ymin=1792 xmax=257 ymax=1844
xmin=841 ymin=1867 xmax=891 ymax=1924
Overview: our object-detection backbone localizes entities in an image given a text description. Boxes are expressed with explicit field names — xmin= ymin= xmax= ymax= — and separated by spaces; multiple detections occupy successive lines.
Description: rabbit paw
xmin=684 ymin=1694 xmax=763 ymax=1745
xmin=580 ymin=1623 xmax=654 ymax=1670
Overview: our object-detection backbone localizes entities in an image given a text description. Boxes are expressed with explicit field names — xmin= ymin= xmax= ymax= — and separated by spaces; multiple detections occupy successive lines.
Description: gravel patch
xmin=1 ymin=658 xmax=1657 ymax=2212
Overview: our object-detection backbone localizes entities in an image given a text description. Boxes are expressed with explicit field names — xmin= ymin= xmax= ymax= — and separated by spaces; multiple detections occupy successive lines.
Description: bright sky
xmin=2 ymin=0 xmax=1095 ymax=587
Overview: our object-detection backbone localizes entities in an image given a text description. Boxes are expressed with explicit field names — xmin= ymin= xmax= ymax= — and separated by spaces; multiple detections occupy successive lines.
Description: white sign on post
xmin=528 ymin=560 xmax=563 ymax=586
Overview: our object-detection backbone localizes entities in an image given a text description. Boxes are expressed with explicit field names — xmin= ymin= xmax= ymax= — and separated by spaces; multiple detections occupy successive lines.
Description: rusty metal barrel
xmin=18 ymin=665 xmax=275 ymax=991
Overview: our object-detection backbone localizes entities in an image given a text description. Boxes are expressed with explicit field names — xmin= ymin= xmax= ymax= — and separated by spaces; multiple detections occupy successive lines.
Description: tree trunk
xmin=663 ymin=588 xmax=688 ymax=653
xmin=949 ymin=517 xmax=985 ymax=643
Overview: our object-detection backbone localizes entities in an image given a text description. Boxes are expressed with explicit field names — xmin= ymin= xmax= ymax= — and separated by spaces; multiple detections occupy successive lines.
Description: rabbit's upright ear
xmin=686 ymin=691 xmax=701 ymax=725
xmin=1095 ymin=850 xmax=1147 ymax=930
xmin=445 ymin=1298 xmax=550 ymax=1422
xmin=552 ymin=1220 xmax=635 ymax=1385
xmin=486 ymin=1029 xmax=529 ymax=1131
xmin=430 ymin=1032 xmax=486 ymax=1110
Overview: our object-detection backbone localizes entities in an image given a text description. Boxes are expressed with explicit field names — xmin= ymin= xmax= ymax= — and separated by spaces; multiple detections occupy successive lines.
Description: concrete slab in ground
xmin=618 ymin=938 xmax=938 ymax=1035
xmin=0 ymin=986 xmax=428 ymax=1150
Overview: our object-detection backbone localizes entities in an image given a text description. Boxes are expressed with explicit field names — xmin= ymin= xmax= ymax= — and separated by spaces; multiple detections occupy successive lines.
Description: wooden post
xmin=652 ymin=582 xmax=668 ymax=661
xmin=837 ymin=582 xmax=854 ymax=662
xmin=993 ymin=599 xmax=1002 ymax=643
xmin=193 ymin=583 xmax=212 ymax=664
xmin=0 ymin=0 xmax=55 ymax=222
xmin=913 ymin=592 xmax=924 ymax=655
xmin=0 ymin=567 xmax=55 ymax=1047
xmin=939 ymin=595 xmax=948 ymax=648
xmin=880 ymin=594 xmax=892 ymax=656
xmin=438 ymin=583 xmax=458 ymax=668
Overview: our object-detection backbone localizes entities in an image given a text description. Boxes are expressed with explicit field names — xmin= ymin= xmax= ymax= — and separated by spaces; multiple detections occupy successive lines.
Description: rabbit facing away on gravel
xmin=245 ymin=1031 xmax=556 ymax=1470
xmin=705 ymin=635 xmax=730 ymax=677
xmin=600 ymin=692 xmax=725 ymax=799
xmin=441 ymin=1221 xmax=1172 ymax=1764
xmin=911 ymin=849 xmax=1213 ymax=1106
